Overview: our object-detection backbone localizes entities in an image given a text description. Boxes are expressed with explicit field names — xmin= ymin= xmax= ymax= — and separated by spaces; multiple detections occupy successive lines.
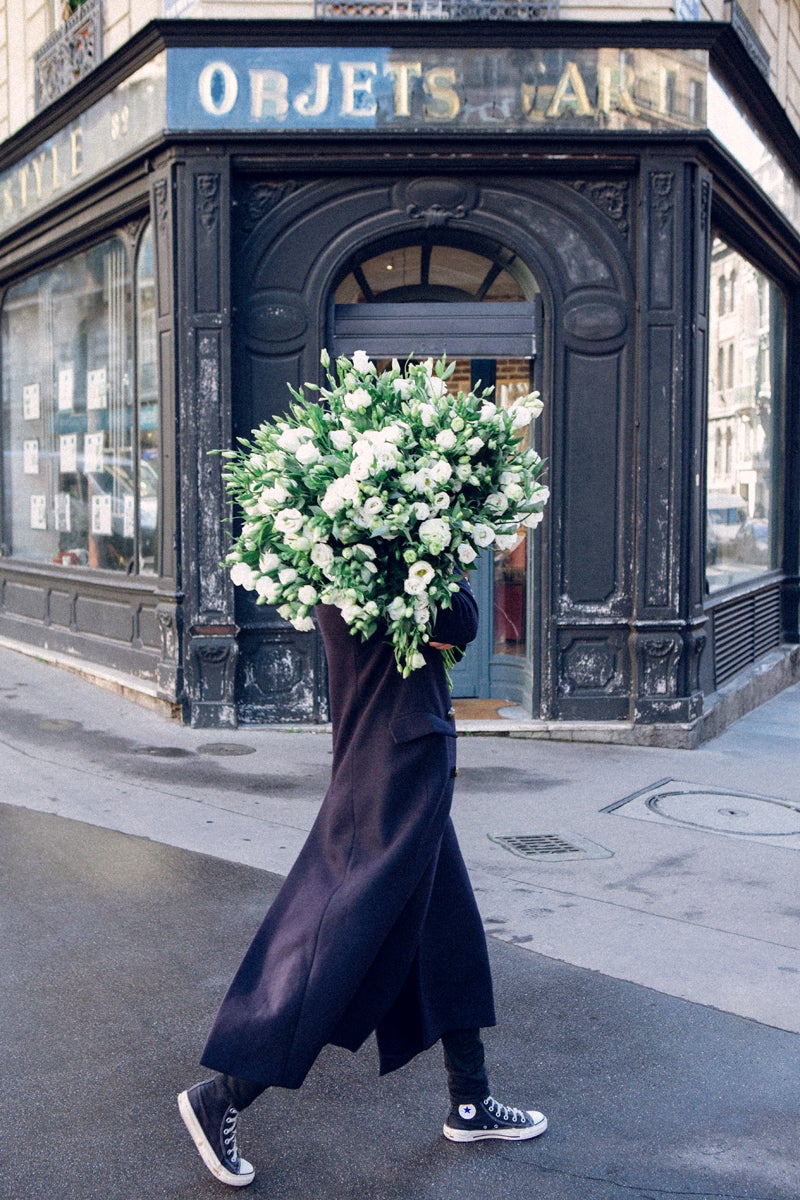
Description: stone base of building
xmin=4 ymin=635 xmax=798 ymax=749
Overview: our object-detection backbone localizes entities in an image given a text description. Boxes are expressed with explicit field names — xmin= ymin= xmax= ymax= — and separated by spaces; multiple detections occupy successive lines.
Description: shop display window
xmin=706 ymin=237 xmax=785 ymax=592
xmin=1 ymin=225 xmax=159 ymax=574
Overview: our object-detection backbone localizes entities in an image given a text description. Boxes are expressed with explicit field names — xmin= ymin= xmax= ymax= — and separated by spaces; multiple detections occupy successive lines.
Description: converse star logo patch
xmin=458 ymin=1104 xmax=477 ymax=1120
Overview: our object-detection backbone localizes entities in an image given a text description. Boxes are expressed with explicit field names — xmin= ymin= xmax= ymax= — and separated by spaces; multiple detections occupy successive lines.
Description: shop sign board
xmin=167 ymin=45 xmax=708 ymax=135
xmin=0 ymin=54 xmax=166 ymax=238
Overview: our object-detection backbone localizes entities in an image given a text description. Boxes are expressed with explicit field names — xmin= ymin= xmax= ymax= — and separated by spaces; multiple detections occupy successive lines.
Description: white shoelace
xmin=484 ymin=1096 xmax=528 ymax=1124
xmin=222 ymin=1108 xmax=240 ymax=1165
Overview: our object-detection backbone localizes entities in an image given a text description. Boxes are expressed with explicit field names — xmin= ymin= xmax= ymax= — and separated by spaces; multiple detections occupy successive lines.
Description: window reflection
xmin=1 ymin=226 xmax=159 ymax=575
xmin=706 ymin=238 xmax=784 ymax=592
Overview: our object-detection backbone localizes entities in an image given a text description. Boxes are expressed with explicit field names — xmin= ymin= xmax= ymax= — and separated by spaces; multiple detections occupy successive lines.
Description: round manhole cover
xmin=134 ymin=746 xmax=194 ymax=758
xmin=198 ymin=743 xmax=257 ymax=757
xmin=38 ymin=718 xmax=82 ymax=731
xmin=647 ymin=789 xmax=800 ymax=836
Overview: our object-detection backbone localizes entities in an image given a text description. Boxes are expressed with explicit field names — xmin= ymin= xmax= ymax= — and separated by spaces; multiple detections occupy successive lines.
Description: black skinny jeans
xmin=214 ymin=1028 xmax=489 ymax=1111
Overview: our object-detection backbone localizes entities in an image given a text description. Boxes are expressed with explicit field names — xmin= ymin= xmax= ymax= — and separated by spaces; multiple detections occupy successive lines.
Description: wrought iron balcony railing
xmin=34 ymin=0 xmax=103 ymax=112
xmin=315 ymin=0 xmax=559 ymax=19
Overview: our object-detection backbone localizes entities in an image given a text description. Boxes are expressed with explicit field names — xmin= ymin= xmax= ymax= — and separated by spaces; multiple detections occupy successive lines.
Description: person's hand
xmin=429 ymin=641 xmax=455 ymax=651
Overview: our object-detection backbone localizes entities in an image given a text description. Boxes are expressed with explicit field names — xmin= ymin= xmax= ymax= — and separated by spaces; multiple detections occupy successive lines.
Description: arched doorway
xmin=329 ymin=232 xmax=543 ymax=705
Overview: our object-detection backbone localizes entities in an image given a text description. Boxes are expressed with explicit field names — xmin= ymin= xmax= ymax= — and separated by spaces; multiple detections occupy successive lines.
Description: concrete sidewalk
xmin=1 ymin=644 xmax=798 ymax=1199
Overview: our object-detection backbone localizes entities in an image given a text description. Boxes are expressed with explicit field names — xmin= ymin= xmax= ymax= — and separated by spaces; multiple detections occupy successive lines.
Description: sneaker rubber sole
xmin=443 ymin=1109 xmax=548 ymax=1142
xmin=178 ymin=1090 xmax=255 ymax=1187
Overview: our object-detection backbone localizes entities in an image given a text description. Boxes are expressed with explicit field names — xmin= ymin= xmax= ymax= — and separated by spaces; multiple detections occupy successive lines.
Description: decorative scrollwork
xmin=196 ymin=174 xmax=220 ymax=232
xmin=236 ymin=182 xmax=300 ymax=234
xmin=569 ymin=180 xmax=631 ymax=242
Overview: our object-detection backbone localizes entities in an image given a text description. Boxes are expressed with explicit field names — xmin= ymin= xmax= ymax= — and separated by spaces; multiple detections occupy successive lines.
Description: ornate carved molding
xmin=396 ymin=178 xmax=478 ymax=229
xmin=196 ymin=174 xmax=220 ymax=233
xmin=236 ymin=182 xmax=299 ymax=235
xmin=153 ymin=179 xmax=170 ymax=230
xmin=34 ymin=0 xmax=103 ymax=112
xmin=569 ymin=180 xmax=631 ymax=242
xmin=650 ymin=171 xmax=675 ymax=227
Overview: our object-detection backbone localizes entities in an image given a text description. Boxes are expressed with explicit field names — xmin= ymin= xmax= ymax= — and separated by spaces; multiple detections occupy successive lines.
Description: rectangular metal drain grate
xmin=489 ymin=833 xmax=613 ymax=861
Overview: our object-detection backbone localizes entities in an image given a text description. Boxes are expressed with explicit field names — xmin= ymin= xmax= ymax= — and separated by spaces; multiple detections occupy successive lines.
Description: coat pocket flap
xmin=390 ymin=710 xmax=456 ymax=744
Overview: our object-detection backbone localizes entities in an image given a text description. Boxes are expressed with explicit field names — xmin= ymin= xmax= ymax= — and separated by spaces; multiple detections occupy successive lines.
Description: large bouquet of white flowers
xmin=222 ymin=351 xmax=549 ymax=677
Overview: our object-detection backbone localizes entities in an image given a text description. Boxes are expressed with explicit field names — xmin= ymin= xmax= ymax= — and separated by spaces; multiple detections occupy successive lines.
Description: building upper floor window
xmin=1 ymin=223 xmax=160 ymax=575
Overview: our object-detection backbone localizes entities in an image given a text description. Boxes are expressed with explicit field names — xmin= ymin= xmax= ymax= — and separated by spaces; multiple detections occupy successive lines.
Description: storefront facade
xmin=1 ymin=19 xmax=798 ymax=738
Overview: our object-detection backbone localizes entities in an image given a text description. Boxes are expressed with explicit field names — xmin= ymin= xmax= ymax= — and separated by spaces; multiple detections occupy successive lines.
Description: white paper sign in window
xmin=54 ymin=493 xmax=72 ymax=533
xmin=22 ymin=383 xmax=41 ymax=421
xmin=59 ymin=433 xmax=78 ymax=473
xmin=84 ymin=431 xmax=105 ymax=474
xmin=58 ymin=365 xmax=75 ymax=411
xmin=23 ymin=439 xmax=39 ymax=475
xmin=87 ymin=368 xmax=108 ymax=411
xmin=91 ymin=493 xmax=113 ymax=536
xmin=30 ymin=494 xmax=47 ymax=530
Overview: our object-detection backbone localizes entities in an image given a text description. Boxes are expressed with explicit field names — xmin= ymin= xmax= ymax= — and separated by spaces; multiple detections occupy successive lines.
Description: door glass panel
xmin=493 ymin=359 xmax=533 ymax=659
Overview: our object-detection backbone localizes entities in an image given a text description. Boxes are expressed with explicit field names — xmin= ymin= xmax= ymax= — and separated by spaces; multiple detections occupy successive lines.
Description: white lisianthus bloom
xmin=427 ymin=376 xmax=447 ymax=399
xmin=456 ymin=463 xmax=472 ymax=481
xmin=230 ymin=562 xmax=257 ymax=589
xmin=387 ymin=596 xmax=409 ymax=621
xmin=255 ymin=576 xmax=280 ymax=602
xmin=433 ymin=492 xmax=450 ymax=510
xmin=451 ymin=416 xmax=465 ymax=432
xmin=472 ymin=523 xmax=495 ymax=548
xmin=530 ymin=484 xmax=550 ymax=504
xmin=465 ymin=436 xmax=484 ymax=456
xmin=339 ymin=601 xmax=361 ymax=624
xmin=273 ymin=508 xmax=304 ymax=535
xmin=393 ymin=377 xmax=413 ymax=399
xmin=486 ymin=492 xmax=509 ymax=514
xmin=291 ymin=614 xmax=316 ymax=632
xmin=311 ymin=542 xmax=334 ymax=570
xmin=404 ymin=559 xmax=435 ymax=595
xmin=413 ymin=502 xmax=431 ymax=521
xmin=523 ymin=511 xmax=544 ymax=529
xmin=277 ymin=425 xmax=314 ymax=451
xmin=279 ymin=566 xmax=298 ymax=585
xmin=410 ymin=650 xmax=427 ymax=671
xmin=298 ymin=584 xmax=318 ymax=605
xmin=430 ymin=459 xmax=452 ymax=485
xmin=266 ymin=451 xmax=287 ymax=470
xmin=259 ymin=550 xmax=280 ymax=573
xmin=494 ymin=532 xmax=520 ymax=551
xmin=354 ymin=543 xmax=377 ymax=560
xmin=343 ymin=387 xmax=372 ymax=412
xmin=419 ymin=517 xmax=451 ymax=553
xmin=457 ymin=543 xmax=478 ymax=564
xmin=503 ymin=482 xmax=525 ymax=502
xmin=435 ymin=429 xmax=457 ymax=450
xmin=374 ymin=445 xmax=401 ymax=471
xmin=285 ymin=533 xmax=312 ymax=551
xmin=352 ymin=349 xmax=373 ymax=374
xmin=257 ymin=481 xmax=289 ymax=511
xmin=241 ymin=522 xmax=260 ymax=540
xmin=321 ymin=476 xmax=360 ymax=515
xmin=418 ymin=404 xmax=436 ymax=428
xmin=330 ymin=428 xmax=353 ymax=451
xmin=479 ymin=402 xmax=497 ymax=423
xmin=352 ymin=439 xmax=374 ymax=458
xmin=414 ymin=466 xmax=436 ymax=494
xmin=349 ymin=455 xmax=372 ymax=481
xmin=363 ymin=496 xmax=384 ymax=517
xmin=296 ymin=441 xmax=321 ymax=466
xmin=509 ymin=406 xmax=532 ymax=431
xmin=380 ymin=424 xmax=404 ymax=444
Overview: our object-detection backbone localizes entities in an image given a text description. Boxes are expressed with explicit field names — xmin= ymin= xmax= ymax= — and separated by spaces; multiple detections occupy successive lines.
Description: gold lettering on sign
xmin=294 ymin=63 xmax=331 ymax=117
xmin=30 ymin=153 xmax=47 ymax=199
xmin=70 ymin=128 xmax=83 ymax=178
xmin=423 ymin=67 xmax=460 ymax=121
xmin=51 ymin=144 xmax=63 ymax=189
xmin=546 ymin=62 xmax=594 ymax=118
xmin=17 ymin=165 xmax=29 ymax=209
xmin=597 ymin=66 xmax=639 ymax=116
xmin=249 ymin=69 xmax=290 ymax=119
xmin=340 ymin=62 xmax=378 ymax=118
xmin=383 ymin=62 xmax=422 ymax=118
xmin=2 ymin=182 xmax=13 ymax=220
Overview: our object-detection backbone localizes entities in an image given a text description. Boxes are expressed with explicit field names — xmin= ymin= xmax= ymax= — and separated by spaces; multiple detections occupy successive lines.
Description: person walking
xmin=179 ymin=576 xmax=547 ymax=1188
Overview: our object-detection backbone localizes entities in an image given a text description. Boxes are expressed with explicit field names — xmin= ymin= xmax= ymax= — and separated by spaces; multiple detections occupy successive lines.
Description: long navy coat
xmin=201 ymin=579 xmax=496 ymax=1088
